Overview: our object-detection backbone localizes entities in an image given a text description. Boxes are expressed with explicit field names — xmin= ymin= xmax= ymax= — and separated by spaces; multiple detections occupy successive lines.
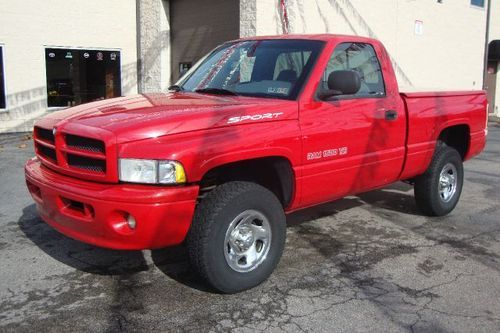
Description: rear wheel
xmin=414 ymin=143 xmax=464 ymax=216
xmin=186 ymin=181 xmax=286 ymax=293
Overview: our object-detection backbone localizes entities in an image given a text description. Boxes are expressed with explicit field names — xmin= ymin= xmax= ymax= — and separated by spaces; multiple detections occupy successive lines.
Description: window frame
xmin=0 ymin=45 xmax=7 ymax=110
xmin=43 ymin=45 xmax=122 ymax=110
xmin=316 ymin=42 xmax=387 ymax=102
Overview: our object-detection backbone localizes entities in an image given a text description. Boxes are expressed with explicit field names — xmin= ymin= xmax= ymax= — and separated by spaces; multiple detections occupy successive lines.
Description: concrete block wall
xmin=137 ymin=0 xmax=171 ymax=93
xmin=244 ymin=0 xmax=489 ymax=92
xmin=490 ymin=0 xmax=500 ymax=40
xmin=0 ymin=0 xmax=139 ymax=133
xmin=240 ymin=0 xmax=257 ymax=37
xmin=1 ymin=0 xmax=497 ymax=132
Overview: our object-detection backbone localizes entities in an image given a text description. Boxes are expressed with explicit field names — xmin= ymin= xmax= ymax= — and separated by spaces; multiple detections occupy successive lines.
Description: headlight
xmin=158 ymin=160 xmax=186 ymax=184
xmin=119 ymin=159 xmax=186 ymax=184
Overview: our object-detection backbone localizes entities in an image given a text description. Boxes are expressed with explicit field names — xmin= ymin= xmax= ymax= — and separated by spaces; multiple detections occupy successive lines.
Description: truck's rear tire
xmin=186 ymin=181 xmax=286 ymax=293
xmin=414 ymin=143 xmax=464 ymax=216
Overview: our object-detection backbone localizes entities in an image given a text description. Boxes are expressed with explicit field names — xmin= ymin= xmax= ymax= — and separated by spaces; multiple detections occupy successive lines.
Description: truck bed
xmin=399 ymin=90 xmax=487 ymax=180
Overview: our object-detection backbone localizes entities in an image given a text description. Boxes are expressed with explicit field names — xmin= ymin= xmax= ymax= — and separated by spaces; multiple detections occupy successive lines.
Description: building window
xmin=471 ymin=0 xmax=484 ymax=7
xmin=0 ymin=47 xmax=6 ymax=109
xmin=45 ymin=48 xmax=121 ymax=107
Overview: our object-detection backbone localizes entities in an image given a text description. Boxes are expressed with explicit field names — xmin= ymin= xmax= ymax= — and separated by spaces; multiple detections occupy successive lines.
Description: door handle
xmin=385 ymin=110 xmax=398 ymax=121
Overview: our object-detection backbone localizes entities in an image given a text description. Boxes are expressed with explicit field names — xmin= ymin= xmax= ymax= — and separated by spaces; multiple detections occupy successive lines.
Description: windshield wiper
xmin=195 ymin=88 xmax=238 ymax=96
xmin=168 ymin=85 xmax=184 ymax=92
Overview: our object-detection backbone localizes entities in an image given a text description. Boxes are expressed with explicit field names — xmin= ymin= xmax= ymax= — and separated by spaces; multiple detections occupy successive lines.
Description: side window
xmin=321 ymin=43 xmax=385 ymax=97
xmin=273 ymin=51 xmax=311 ymax=83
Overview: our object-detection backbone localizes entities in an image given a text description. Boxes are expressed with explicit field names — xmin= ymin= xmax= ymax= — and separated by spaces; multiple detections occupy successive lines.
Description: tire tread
xmin=186 ymin=181 xmax=284 ymax=292
xmin=414 ymin=142 xmax=463 ymax=216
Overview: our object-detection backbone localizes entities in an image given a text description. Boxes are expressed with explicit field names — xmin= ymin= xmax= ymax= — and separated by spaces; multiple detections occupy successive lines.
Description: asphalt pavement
xmin=1 ymin=124 xmax=499 ymax=333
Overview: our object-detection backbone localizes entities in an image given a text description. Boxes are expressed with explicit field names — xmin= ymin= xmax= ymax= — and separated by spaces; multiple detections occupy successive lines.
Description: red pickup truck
xmin=25 ymin=34 xmax=487 ymax=293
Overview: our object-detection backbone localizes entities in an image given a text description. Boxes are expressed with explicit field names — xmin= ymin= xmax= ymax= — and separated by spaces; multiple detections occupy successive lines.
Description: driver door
xmin=299 ymin=42 xmax=406 ymax=207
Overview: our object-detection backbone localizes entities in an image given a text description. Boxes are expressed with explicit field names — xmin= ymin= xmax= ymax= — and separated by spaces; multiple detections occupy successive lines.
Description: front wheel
xmin=186 ymin=181 xmax=286 ymax=293
xmin=414 ymin=143 xmax=464 ymax=216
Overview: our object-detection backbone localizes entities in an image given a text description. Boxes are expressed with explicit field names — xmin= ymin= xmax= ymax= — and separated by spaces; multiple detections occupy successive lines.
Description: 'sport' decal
xmin=227 ymin=112 xmax=284 ymax=124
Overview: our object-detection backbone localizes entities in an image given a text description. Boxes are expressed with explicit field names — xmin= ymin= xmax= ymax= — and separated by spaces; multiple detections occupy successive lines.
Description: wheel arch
xmin=198 ymin=156 xmax=296 ymax=208
xmin=437 ymin=123 xmax=470 ymax=160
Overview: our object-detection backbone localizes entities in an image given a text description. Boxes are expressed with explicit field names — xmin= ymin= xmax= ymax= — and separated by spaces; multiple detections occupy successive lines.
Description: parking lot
xmin=1 ymin=124 xmax=499 ymax=333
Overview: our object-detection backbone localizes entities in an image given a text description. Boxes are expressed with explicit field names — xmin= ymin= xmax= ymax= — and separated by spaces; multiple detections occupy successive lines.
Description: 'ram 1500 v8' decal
xmin=307 ymin=147 xmax=349 ymax=160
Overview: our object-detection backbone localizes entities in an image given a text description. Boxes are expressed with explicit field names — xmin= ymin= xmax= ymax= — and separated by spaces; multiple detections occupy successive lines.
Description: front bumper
xmin=25 ymin=158 xmax=199 ymax=250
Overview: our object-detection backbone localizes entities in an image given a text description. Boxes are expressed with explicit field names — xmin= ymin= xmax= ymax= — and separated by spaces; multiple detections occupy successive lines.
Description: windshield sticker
xmin=227 ymin=112 xmax=284 ymax=124
xmin=267 ymin=87 xmax=289 ymax=95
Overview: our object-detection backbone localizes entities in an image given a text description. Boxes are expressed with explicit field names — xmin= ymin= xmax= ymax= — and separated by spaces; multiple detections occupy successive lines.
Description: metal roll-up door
xmin=170 ymin=0 xmax=240 ymax=83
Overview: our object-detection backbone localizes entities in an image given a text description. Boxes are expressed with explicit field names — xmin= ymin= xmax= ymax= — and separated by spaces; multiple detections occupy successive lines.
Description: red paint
xmin=25 ymin=35 xmax=487 ymax=250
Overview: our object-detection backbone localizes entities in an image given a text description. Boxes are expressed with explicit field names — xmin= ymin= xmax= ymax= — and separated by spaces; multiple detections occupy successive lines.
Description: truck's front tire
xmin=414 ymin=143 xmax=464 ymax=216
xmin=186 ymin=181 xmax=286 ymax=293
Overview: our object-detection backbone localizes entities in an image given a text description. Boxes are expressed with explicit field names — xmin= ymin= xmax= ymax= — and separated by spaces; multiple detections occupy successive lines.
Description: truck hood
xmin=41 ymin=93 xmax=298 ymax=143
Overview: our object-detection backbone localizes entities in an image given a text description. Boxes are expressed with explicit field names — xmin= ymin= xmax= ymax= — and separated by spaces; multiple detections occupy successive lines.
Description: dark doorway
xmin=486 ymin=40 xmax=500 ymax=115
xmin=486 ymin=61 xmax=497 ymax=114
xmin=169 ymin=0 xmax=239 ymax=83
xmin=0 ymin=46 xmax=5 ymax=109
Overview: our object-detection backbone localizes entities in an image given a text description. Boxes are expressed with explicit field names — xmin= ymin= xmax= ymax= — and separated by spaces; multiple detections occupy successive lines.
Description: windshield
xmin=177 ymin=39 xmax=325 ymax=100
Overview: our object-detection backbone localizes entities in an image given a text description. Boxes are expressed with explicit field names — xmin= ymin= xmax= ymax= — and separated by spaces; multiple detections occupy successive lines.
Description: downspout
xmin=279 ymin=0 xmax=290 ymax=34
xmin=483 ymin=0 xmax=492 ymax=89
xmin=136 ymin=0 xmax=143 ymax=93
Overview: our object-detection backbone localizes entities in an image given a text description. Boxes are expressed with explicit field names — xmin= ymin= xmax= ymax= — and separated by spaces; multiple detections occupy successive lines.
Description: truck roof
xmin=235 ymin=33 xmax=377 ymax=43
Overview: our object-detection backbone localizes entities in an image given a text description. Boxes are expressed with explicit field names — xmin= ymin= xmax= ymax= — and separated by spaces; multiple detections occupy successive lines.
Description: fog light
xmin=127 ymin=214 xmax=137 ymax=229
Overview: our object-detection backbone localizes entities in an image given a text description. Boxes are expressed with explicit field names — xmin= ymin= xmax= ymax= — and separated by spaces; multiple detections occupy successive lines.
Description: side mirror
xmin=319 ymin=70 xmax=361 ymax=100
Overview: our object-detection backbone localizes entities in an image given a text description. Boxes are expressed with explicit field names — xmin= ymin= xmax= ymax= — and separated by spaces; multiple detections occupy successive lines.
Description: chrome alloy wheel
xmin=438 ymin=163 xmax=458 ymax=203
xmin=224 ymin=210 xmax=272 ymax=273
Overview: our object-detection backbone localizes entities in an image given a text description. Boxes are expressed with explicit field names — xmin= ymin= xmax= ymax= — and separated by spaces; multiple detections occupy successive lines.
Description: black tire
xmin=186 ymin=181 xmax=286 ymax=293
xmin=414 ymin=143 xmax=464 ymax=216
